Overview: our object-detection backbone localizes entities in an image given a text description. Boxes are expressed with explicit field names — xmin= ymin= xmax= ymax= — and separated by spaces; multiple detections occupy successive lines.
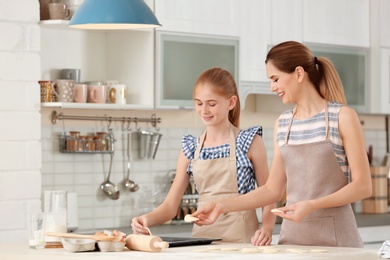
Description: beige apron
xmin=191 ymin=126 xmax=259 ymax=243
xmin=278 ymin=103 xmax=363 ymax=247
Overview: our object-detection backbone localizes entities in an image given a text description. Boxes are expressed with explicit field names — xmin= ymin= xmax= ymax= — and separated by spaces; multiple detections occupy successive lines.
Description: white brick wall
xmin=0 ymin=0 xmax=42 ymax=243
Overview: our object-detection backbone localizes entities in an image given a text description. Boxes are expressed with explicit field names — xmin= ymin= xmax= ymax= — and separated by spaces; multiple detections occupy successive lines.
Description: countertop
xmin=0 ymin=242 xmax=380 ymax=260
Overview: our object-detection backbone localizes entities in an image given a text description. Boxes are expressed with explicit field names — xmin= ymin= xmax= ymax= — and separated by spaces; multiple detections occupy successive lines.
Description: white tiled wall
xmin=41 ymin=125 xmax=387 ymax=231
xmin=41 ymin=126 xmax=205 ymax=230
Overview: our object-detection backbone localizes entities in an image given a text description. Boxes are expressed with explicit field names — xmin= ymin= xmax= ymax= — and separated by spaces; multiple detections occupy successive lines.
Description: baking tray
xmin=160 ymin=236 xmax=221 ymax=247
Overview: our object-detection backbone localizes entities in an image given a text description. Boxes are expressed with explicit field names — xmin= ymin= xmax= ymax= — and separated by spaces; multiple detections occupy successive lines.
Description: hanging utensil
xmin=100 ymin=125 xmax=119 ymax=200
xmin=125 ymin=131 xmax=139 ymax=192
xmin=100 ymin=152 xmax=120 ymax=200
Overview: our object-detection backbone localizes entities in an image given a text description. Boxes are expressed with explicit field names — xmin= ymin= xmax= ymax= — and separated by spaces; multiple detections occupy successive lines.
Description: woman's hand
xmin=191 ymin=202 xmax=222 ymax=226
xmin=272 ymin=200 xmax=315 ymax=223
xmin=251 ymin=227 xmax=272 ymax=246
xmin=131 ymin=216 xmax=150 ymax=235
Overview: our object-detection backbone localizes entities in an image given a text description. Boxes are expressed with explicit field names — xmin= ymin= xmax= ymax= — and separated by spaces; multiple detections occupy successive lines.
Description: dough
xmin=310 ymin=249 xmax=328 ymax=253
xmin=184 ymin=214 xmax=199 ymax=222
xmin=241 ymin=248 xmax=262 ymax=253
xmin=221 ymin=247 xmax=239 ymax=251
xmin=206 ymin=246 xmax=221 ymax=250
xmin=262 ymin=249 xmax=279 ymax=254
xmin=271 ymin=208 xmax=284 ymax=213
xmin=286 ymin=248 xmax=309 ymax=253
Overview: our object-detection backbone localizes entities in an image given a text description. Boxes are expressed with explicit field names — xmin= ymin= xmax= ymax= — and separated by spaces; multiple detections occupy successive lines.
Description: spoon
xmin=125 ymin=131 xmax=139 ymax=192
xmin=100 ymin=153 xmax=120 ymax=200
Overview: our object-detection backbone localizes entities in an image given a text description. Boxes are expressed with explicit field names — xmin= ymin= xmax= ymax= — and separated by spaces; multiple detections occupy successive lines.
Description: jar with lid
xmin=67 ymin=131 xmax=80 ymax=151
xmin=96 ymin=132 xmax=108 ymax=151
xmin=94 ymin=136 xmax=104 ymax=151
xmin=85 ymin=136 xmax=96 ymax=151
xmin=78 ymin=136 xmax=86 ymax=151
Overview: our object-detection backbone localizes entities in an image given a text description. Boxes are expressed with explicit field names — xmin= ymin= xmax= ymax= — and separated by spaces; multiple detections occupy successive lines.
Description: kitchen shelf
xmin=41 ymin=102 xmax=153 ymax=110
xmin=39 ymin=19 xmax=70 ymax=29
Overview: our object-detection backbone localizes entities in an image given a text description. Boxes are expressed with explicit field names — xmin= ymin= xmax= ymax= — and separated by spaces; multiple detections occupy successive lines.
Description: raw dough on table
xmin=262 ymin=249 xmax=280 ymax=254
xmin=286 ymin=248 xmax=309 ymax=253
xmin=310 ymin=249 xmax=328 ymax=253
xmin=221 ymin=247 xmax=240 ymax=251
xmin=241 ymin=248 xmax=262 ymax=253
xmin=206 ymin=246 xmax=221 ymax=250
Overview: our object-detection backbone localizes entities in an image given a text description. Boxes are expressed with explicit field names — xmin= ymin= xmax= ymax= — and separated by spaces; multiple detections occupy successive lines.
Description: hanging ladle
xmin=100 ymin=152 xmax=120 ymax=200
xmin=100 ymin=124 xmax=120 ymax=200
xmin=125 ymin=131 xmax=139 ymax=192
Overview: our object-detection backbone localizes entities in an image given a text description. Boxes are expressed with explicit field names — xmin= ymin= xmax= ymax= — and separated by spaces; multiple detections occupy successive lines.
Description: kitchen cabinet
xmin=380 ymin=48 xmax=390 ymax=113
xmin=154 ymin=0 xmax=240 ymax=37
xmin=271 ymin=0 xmax=303 ymax=44
xmin=238 ymin=0 xmax=272 ymax=83
xmin=154 ymin=0 xmax=274 ymax=108
xmin=155 ymin=31 xmax=239 ymax=109
xmin=302 ymin=0 xmax=370 ymax=48
xmin=380 ymin=0 xmax=390 ymax=48
xmin=271 ymin=0 xmax=370 ymax=48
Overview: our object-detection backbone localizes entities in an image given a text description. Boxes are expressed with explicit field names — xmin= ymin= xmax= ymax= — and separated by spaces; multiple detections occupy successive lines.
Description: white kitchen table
xmin=0 ymin=242 xmax=380 ymax=260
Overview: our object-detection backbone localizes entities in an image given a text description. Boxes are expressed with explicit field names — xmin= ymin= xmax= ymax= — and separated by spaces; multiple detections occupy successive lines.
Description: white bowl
xmin=60 ymin=237 xmax=96 ymax=252
xmin=97 ymin=241 xmax=125 ymax=252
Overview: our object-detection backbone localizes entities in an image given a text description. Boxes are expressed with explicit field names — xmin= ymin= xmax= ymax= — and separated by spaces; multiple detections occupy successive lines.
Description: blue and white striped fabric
xmin=276 ymin=101 xmax=350 ymax=179
xmin=182 ymin=126 xmax=263 ymax=194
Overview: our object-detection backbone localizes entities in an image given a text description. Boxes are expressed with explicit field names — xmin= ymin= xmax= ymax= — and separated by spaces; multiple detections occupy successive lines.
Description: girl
xmin=192 ymin=42 xmax=372 ymax=248
xmin=131 ymin=68 xmax=275 ymax=244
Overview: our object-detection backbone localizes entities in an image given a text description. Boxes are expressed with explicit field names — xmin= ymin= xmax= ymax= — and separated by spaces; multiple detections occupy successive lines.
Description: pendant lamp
xmin=68 ymin=0 xmax=161 ymax=29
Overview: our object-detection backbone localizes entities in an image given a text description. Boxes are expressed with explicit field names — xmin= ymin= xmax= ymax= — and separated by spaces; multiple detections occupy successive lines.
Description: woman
xmin=192 ymin=42 xmax=372 ymax=247
xmin=131 ymin=68 xmax=275 ymax=244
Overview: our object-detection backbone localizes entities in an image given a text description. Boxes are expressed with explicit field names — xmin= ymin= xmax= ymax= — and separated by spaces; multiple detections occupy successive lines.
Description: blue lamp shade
xmin=68 ymin=0 xmax=161 ymax=29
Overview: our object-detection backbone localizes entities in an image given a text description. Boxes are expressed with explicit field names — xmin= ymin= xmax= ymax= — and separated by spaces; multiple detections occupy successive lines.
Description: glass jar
xmin=85 ymin=136 xmax=96 ymax=151
xmin=94 ymin=136 xmax=104 ymax=151
xmin=96 ymin=132 xmax=108 ymax=151
xmin=67 ymin=131 xmax=80 ymax=151
xmin=78 ymin=136 xmax=86 ymax=151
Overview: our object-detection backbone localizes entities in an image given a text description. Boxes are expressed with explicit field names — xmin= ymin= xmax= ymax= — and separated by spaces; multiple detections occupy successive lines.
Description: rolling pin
xmin=125 ymin=234 xmax=169 ymax=252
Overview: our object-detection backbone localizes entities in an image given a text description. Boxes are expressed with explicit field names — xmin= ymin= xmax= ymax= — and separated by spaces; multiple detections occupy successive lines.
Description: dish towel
xmin=378 ymin=240 xmax=390 ymax=259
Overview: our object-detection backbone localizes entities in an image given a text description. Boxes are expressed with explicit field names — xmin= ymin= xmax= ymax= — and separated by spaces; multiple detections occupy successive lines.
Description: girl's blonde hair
xmin=193 ymin=68 xmax=240 ymax=128
xmin=265 ymin=41 xmax=347 ymax=105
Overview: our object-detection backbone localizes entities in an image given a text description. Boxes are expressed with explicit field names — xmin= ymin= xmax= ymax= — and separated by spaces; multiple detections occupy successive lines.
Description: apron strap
xmin=284 ymin=107 xmax=297 ymax=145
xmin=324 ymin=101 xmax=330 ymax=141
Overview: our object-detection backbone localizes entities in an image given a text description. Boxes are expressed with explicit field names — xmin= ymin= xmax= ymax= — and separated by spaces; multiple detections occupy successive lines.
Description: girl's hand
xmin=251 ymin=227 xmax=272 ymax=246
xmin=272 ymin=200 xmax=315 ymax=223
xmin=131 ymin=216 xmax=150 ymax=235
xmin=191 ymin=202 xmax=221 ymax=226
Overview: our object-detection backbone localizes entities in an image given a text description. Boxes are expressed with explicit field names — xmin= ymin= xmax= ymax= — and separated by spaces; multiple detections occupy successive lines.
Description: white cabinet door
xmin=380 ymin=49 xmax=390 ymax=113
xmin=380 ymin=0 xmax=390 ymax=48
xmin=155 ymin=0 xmax=240 ymax=37
xmin=239 ymin=0 xmax=272 ymax=83
xmin=303 ymin=0 xmax=370 ymax=47
xmin=271 ymin=0 xmax=303 ymax=44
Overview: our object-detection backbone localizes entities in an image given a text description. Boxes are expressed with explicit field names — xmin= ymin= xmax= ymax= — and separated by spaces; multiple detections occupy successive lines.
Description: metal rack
xmin=50 ymin=110 xmax=162 ymax=127
xmin=51 ymin=110 xmax=162 ymax=154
